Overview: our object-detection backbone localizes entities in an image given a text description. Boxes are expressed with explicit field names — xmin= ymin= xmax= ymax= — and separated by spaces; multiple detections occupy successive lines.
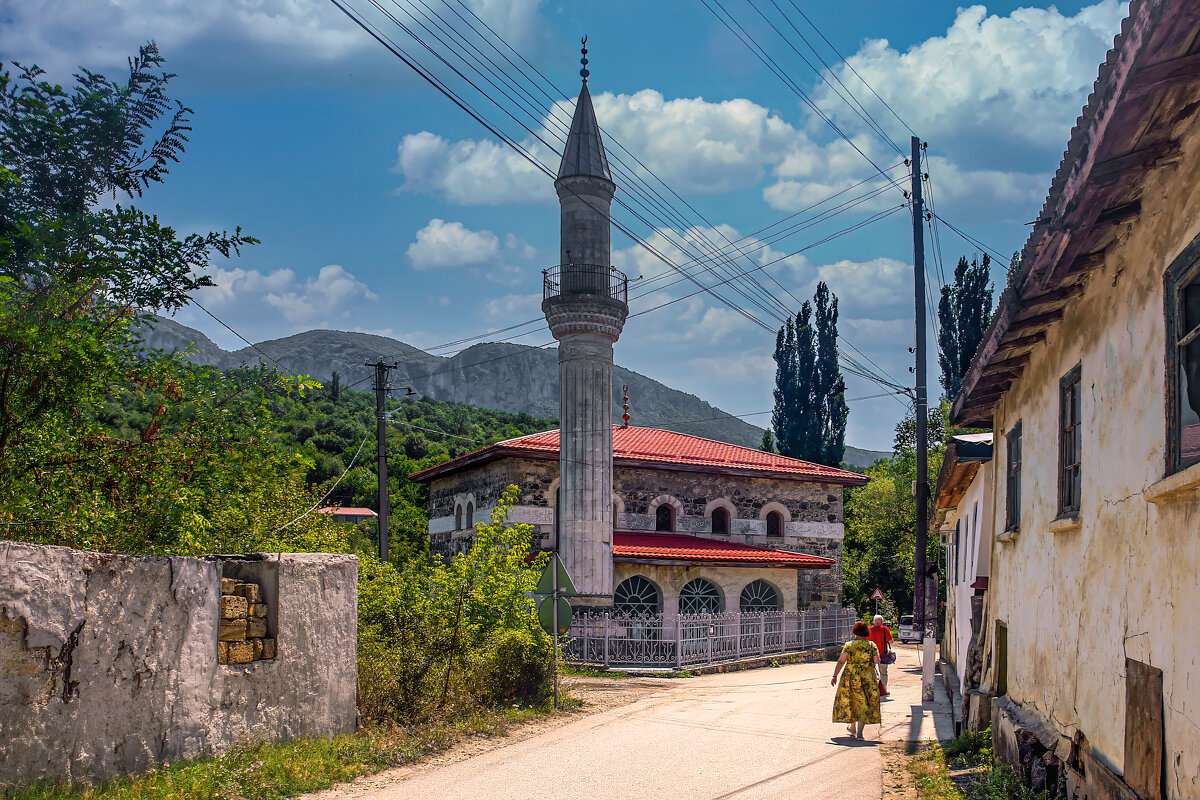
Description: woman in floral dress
xmin=830 ymin=620 xmax=882 ymax=740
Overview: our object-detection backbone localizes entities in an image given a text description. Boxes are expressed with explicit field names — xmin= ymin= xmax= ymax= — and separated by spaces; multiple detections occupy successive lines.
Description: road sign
xmin=535 ymin=556 xmax=578 ymax=596
xmin=538 ymin=596 xmax=572 ymax=635
xmin=871 ymin=589 xmax=884 ymax=601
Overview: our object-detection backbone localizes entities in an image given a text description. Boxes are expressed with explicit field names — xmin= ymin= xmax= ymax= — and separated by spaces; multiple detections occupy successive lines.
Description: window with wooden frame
xmin=1005 ymin=423 xmax=1022 ymax=531
xmin=1168 ymin=245 xmax=1200 ymax=473
xmin=1058 ymin=365 xmax=1082 ymax=517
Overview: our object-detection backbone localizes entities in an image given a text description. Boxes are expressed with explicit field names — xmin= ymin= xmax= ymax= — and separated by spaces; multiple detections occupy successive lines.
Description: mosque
xmin=411 ymin=48 xmax=865 ymax=615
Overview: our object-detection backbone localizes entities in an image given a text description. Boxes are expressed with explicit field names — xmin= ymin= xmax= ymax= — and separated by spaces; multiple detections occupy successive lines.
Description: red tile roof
xmin=409 ymin=426 xmax=868 ymax=485
xmin=318 ymin=506 xmax=377 ymax=517
xmin=613 ymin=531 xmax=834 ymax=568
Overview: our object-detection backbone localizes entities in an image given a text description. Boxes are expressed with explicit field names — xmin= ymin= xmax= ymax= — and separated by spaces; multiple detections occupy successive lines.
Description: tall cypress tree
xmin=814 ymin=283 xmax=848 ymax=467
xmin=937 ymin=254 xmax=994 ymax=401
xmin=771 ymin=282 xmax=847 ymax=467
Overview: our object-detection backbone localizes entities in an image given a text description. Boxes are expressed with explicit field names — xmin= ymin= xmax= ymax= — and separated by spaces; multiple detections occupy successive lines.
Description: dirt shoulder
xmin=303 ymin=676 xmax=670 ymax=799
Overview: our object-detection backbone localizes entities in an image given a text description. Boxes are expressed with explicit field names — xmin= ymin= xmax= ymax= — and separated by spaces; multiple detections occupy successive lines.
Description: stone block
xmin=221 ymin=577 xmax=237 ymax=594
xmin=218 ymin=642 xmax=229 ymax=664
xmin=246 ymin=619 xmax=267 ymax=638
xmin=233 ymin=583 xmax=262 ymax=603
xmin=219 ymin=619 xmax=247 ymax=642
xmin=221 ymin=595 xmax=248 ymax=619
xmin=261 ymin=638 xmax=276 ymax=659
xmin=251 ymin=638 xmax=264 ymax=660
xmin=226 ymin=641 xmax=254 ymax=664
xmin=250 ymin=603 xmax=267 ymax=618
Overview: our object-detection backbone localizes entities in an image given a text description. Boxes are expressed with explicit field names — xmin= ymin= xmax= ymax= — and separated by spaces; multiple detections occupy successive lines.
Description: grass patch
xmin=902 ymin=728 xmax=1054 ymax=800
xmin=4 ymin=706 xmax=551 ymax=800
xmin=908 ymin=744 xmax=965 ymax=800
xmin=560 ymin=664 xmax=628 ymax=679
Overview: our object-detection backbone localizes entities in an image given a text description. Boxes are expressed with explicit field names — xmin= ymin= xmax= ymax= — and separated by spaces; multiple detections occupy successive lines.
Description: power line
xmin=273 ymin=430 xmax=372 ymax=533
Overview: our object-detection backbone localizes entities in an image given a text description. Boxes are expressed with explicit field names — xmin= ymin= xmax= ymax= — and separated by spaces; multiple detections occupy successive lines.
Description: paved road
xmin=351 ymin=645 xmax=952 ymax=800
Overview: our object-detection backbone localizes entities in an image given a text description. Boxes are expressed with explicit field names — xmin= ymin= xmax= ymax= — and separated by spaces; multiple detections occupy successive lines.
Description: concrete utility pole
xmin=366 ymin=358 xmax=399 ymax=562
xmin=910 ymin=137 xmax=935 ymax=701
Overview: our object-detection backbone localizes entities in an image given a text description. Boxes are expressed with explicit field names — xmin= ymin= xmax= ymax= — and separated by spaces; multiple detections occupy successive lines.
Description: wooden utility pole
xmin=366 ymin=358 xmax=398 ymax=561
xmin=911 ymin=136 xmax=936 ymax=701
xmin=910 ymin=136 xmax=930 ymax=640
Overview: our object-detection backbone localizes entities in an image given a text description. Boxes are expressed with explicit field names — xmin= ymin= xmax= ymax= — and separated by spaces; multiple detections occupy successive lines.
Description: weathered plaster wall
xmin=0 ymin=543 xmax=357 ymax=785
xmin=946 ymin=462 xmax=993 ymax=696
xmin=983 ymin=121 xmax=1200 ymax=796
xmin=613 ymin=563 xmax=799 ymax=615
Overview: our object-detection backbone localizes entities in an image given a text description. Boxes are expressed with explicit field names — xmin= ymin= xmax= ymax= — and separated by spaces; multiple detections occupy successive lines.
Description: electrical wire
xmin=272 ymin=430 xmax=372 ymax=532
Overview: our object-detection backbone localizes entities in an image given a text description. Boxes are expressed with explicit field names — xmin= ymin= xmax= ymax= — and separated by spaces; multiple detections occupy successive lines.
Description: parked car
xmin=897 ymin=615 xmax=921 ymax=643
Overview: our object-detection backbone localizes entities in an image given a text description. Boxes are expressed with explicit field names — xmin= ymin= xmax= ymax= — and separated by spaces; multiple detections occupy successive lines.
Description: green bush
xmin=477 ymin=629 xmax=552 ymax=707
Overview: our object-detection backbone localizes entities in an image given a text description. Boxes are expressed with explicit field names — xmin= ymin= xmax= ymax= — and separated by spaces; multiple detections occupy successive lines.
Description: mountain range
xmin=138 ymin=316 xmax=889 ymax=468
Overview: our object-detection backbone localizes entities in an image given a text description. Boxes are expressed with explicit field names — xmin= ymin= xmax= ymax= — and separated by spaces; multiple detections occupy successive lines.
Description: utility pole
xmin=366 ymin=358 xmax=398 ymax=562
xmin=910 ymin=136 xmax=935 ymax=701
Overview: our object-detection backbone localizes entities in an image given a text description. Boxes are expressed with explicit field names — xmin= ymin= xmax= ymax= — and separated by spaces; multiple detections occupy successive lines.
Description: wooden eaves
xmin=952 ymin=0 xmax=1200 ymax=429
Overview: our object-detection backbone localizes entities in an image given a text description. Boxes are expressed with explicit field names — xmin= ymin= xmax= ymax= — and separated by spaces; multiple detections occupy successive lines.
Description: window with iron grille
xmin=678 ymin=578 xmax=722 ymax=614
xmin=1005 ymin=423 xmax=1022 ymax=532
xmin=614 ymin=575 xmax=661 ymax=616
xmin=1168 ymin=249 xmax=1200 ymax=472
xmin=1059 ymin=365 xmax=1082 ymax=516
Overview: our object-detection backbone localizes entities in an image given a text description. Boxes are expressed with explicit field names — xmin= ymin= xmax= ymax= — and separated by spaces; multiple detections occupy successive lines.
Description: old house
xmin=410 ymin=425 xmax=866 ymax=613
xmin=933 ymin=433 xmax=994 ymax=734
xmin=947 ymin=0 xmax=1200 ymax=796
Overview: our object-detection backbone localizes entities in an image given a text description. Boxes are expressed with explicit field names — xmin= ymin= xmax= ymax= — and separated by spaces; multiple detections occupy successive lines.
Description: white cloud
xmin=813 ymin=2 xmax=1126 ymax=169
xmin=173 ymin=263 xmax=377 ymax=346
xmin=394 ymin=132 xmax=553 ymax=206
xmin=481 ymin=292 xmax=543 ymax=325
xmin=814 ymin=257 xmax=911 ymax=317
xmin=407 ymin=219 xmax=501 ymax=270
xmin=0 ymin=0 xmax=551 ymax=84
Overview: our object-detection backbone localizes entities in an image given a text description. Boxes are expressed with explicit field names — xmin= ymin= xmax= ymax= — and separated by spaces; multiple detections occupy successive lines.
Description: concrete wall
xmin=0 ymin=543 xmax=357 ymax=785
xmin=981 ymin=119 xmax=1200 ymax=797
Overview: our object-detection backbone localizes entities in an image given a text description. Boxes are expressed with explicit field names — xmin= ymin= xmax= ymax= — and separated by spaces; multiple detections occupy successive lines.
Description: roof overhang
xmin=934 ymin=439 xmax=992 ymax=511
xmin=953 ymin=0 xmax=1200 ymax=427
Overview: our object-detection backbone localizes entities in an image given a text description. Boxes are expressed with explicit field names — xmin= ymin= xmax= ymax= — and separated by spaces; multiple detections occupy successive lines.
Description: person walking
xmin=831 ymin=620 xmax=882 ymax=740
xmin=869 ymin=614 xmax=895 ymax=697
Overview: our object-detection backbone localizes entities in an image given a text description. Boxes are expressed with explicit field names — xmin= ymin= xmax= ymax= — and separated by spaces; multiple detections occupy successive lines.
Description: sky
xmin=1 ymin=0 xmax=1129 ymax=450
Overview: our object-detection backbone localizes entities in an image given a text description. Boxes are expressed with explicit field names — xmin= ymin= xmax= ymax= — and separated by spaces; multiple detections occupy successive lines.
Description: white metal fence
xmin=565 ymin=607 xmax=857 ymax=668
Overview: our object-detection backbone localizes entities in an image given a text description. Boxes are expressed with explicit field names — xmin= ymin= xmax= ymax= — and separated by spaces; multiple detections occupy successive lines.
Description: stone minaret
xmin=542 ymin=40 xmax=628 ymax=610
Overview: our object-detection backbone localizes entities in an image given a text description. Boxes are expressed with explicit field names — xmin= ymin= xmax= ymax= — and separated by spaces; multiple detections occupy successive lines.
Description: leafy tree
xmin=771 ymin=282 xmax=847 ymax=467
xmin=760 ymin=429 xmax=775 ymax=453
xmin=937 ymin=254 xmax=994 ymax=401
xmin=0 ymin=44 xmax=257 ymax=517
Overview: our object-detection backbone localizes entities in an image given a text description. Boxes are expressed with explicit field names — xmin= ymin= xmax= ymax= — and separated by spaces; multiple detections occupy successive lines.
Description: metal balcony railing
xmin=543 ymin=264 xmax=628 ymax=303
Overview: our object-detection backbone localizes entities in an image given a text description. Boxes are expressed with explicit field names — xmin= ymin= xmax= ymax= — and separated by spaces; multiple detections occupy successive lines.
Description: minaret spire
xmin=542 ymin=38 xmax=628 ymax=611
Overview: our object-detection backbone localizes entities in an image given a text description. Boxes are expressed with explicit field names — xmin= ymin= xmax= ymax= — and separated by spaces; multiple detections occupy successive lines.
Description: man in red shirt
xmin=868 ymin=615 xmax=894 ymax=697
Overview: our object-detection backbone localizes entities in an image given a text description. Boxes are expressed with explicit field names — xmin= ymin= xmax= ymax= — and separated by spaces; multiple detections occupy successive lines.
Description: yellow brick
xmin=218 ymin=642 xmax=229 ymax=664
xmin=220 ymin=595 xmax=247 ymax=619
xmin=233 ymin=583 xmax=262 ymax=604
xmin=219 ymin=619 xmax=247 ymax=642
xmin=220 ymin=578 xmax=237 ymax=595
xmin=226 ymin=641 xmax=254 ymax=664
xmin=261 ymin=638 xmax=276 ymax=659
xmin=246 ymin=619 xmax=267 ymax=639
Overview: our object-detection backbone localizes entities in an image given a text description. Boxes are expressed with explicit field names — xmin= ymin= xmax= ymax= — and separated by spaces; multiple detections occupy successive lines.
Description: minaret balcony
xmin=543 ymin=264 xmax=628 ymax=304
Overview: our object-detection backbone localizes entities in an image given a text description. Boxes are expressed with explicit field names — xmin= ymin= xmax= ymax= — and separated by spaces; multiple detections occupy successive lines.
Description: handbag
xmin=879 ymin=634 xmax=897 ymax=664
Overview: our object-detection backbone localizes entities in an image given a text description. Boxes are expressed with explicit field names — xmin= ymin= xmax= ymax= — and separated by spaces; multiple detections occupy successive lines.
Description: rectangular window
xmin=1005 ymin=423 xmax=1022 ymax=531
xmin=1059 ymin=365 xmax=1082 ymax=516
xmin=1169 ymin=254 xmax=1200 ymax=472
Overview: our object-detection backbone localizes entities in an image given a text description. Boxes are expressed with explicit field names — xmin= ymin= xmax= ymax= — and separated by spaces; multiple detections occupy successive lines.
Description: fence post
xmin=675 ymin=615 xmax=683 ymax=669
xmin=706 ymin=615 xmax=712 ymax=666
xmin=603 ymin=613 xmax=610 ymax=667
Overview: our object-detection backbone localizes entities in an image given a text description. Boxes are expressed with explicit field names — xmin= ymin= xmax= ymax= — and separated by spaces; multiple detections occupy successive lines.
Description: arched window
xmin=465 ymin=502 xmax=474 ymax=528
xmin=655 ymin=504 xmax=674 ymax=532
xmin=739 ymin=579 xmax=780 ymax=612
xmin=614 ymin=576 xmax=662 ymax=616
xmin=678 ymin=578 xmax=722 ymax=615
xmin=711 ymin=507 xmax=729 ymax=535
xmin=766 ymin=510 xmax=783 ymax=538
xmin=455 ymin=504 xmax=463 ymax=530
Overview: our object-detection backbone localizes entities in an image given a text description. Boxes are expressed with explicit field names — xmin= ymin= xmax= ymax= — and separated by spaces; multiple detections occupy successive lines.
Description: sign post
xmin=871 ymin=588 xmax=884 ymax=618
xmin=536 ymin=554 xmax=577 ymax=710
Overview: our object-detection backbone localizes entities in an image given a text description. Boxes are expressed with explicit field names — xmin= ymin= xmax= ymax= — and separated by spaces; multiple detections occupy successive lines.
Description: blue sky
xmin=3 ymin=0 xmax=1127 ymax=449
